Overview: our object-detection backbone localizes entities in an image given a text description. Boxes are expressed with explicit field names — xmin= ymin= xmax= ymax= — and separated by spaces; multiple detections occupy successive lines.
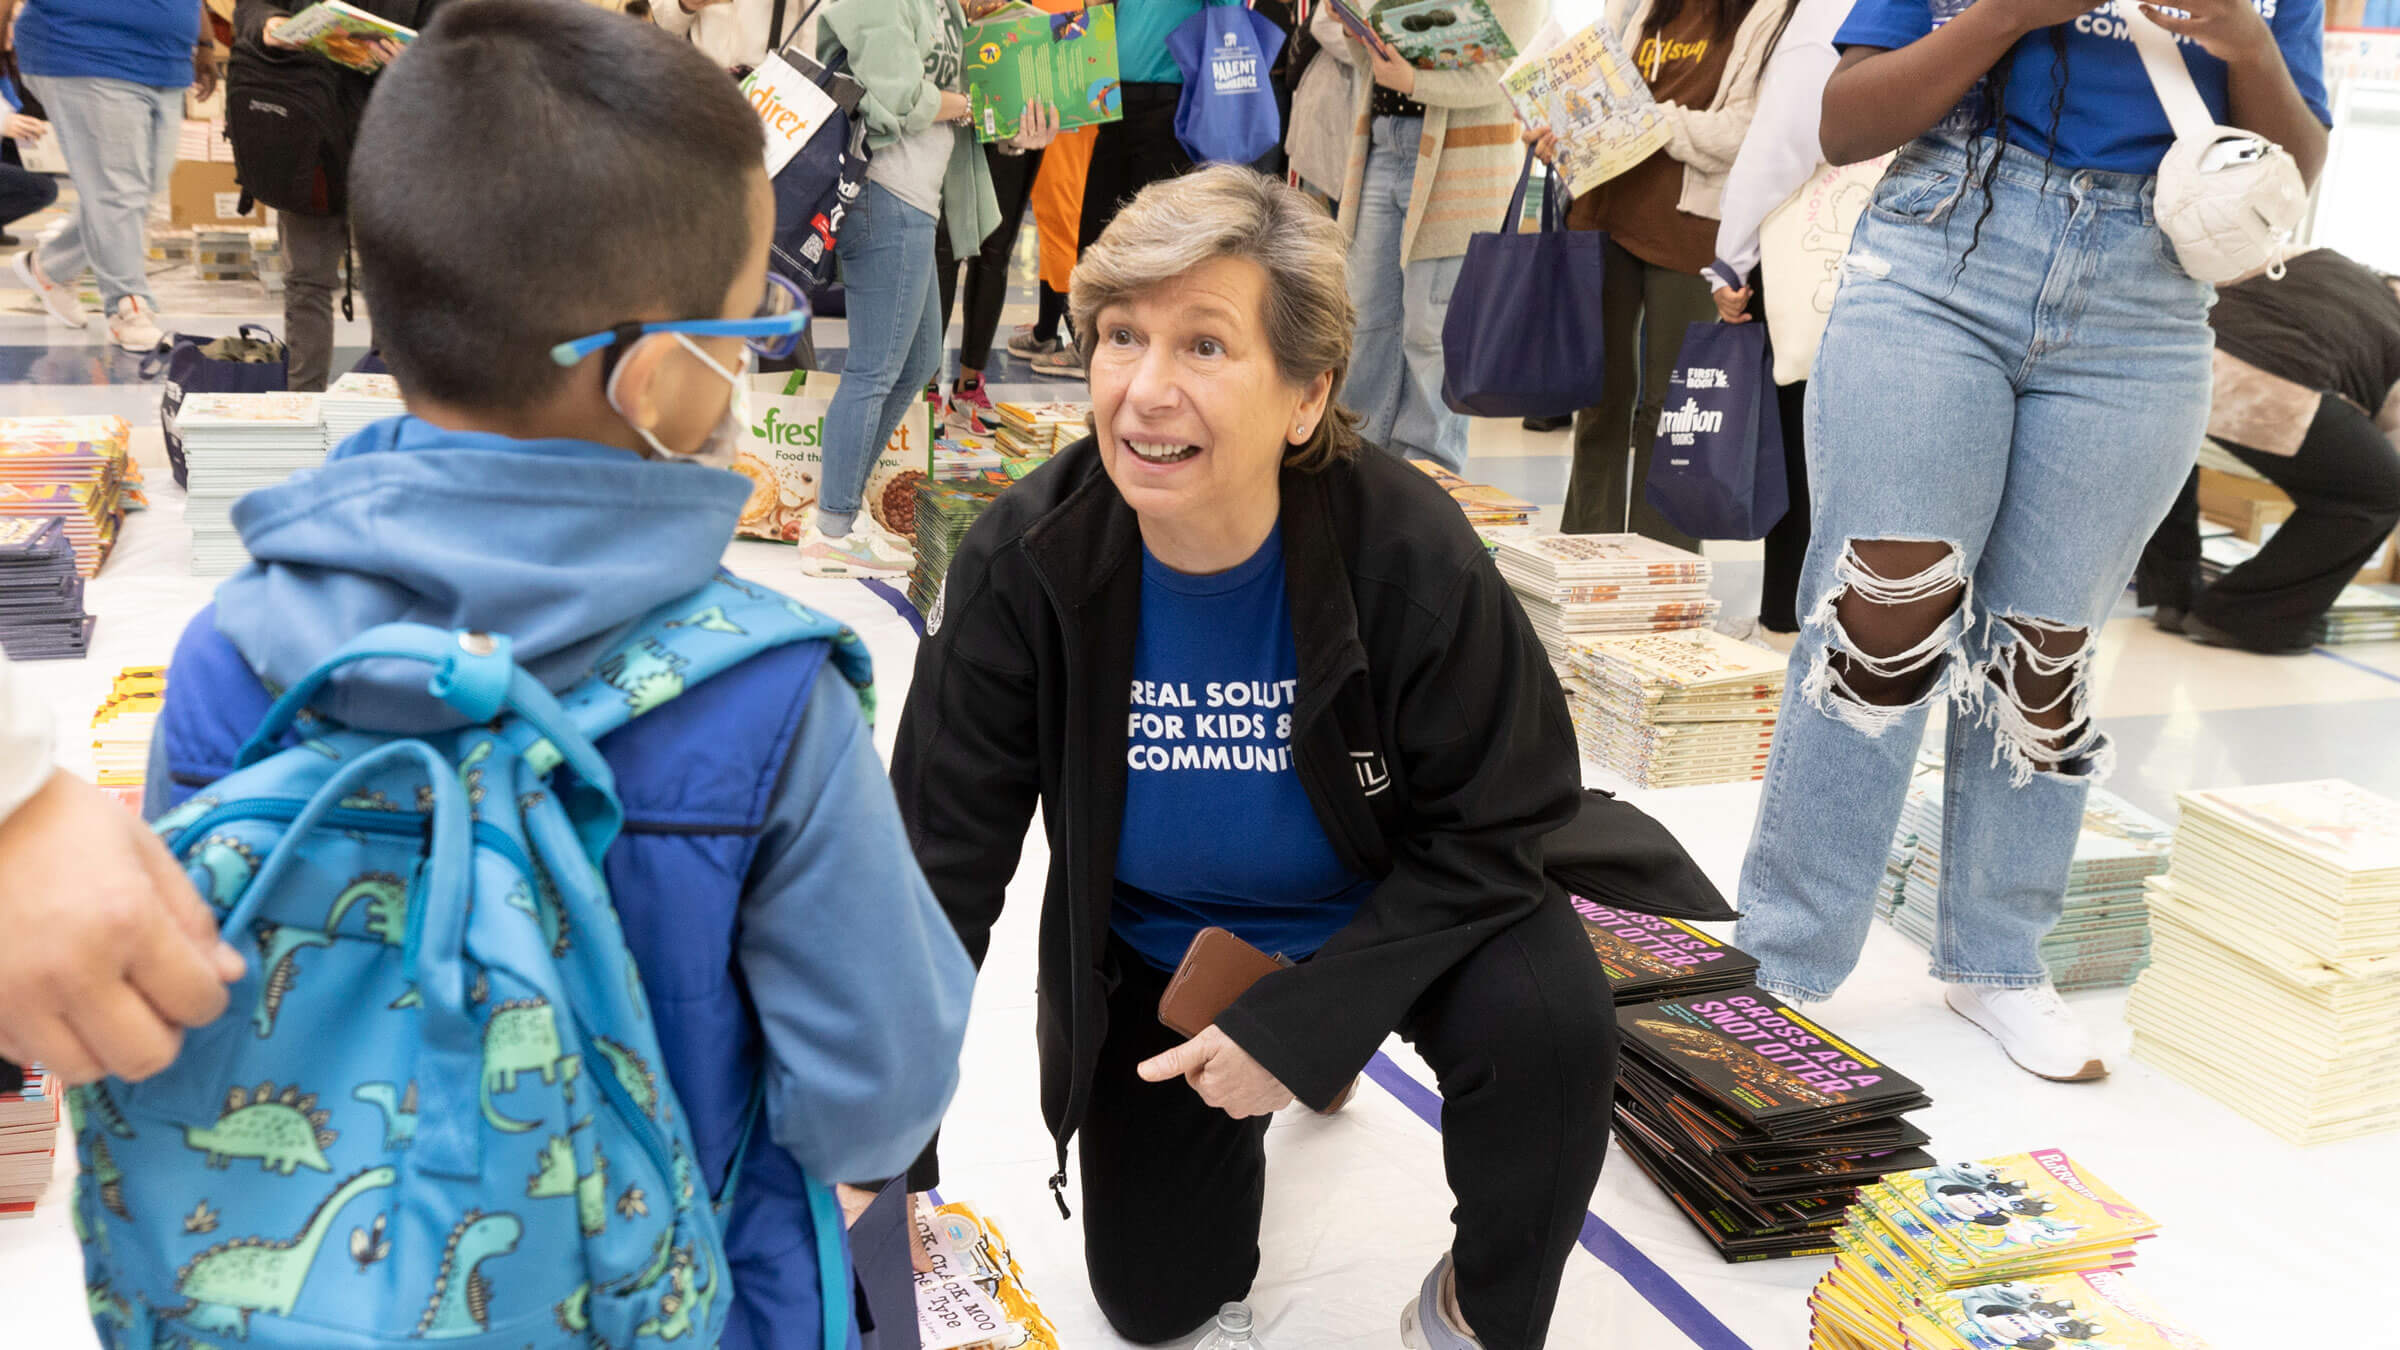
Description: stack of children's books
xmin=992 ymin=401 xmax=1086 ymax=460
xmin=0 ymin=1065 xmax=60 ymax=1218
xmin=1613 ymin=988 xmax=1932 ymax=1261
xmin=1809 ymin=1151 xmax=2198 ymax=1349
xmin=910 ymin=479 xmax=1008 ymax=621
xmin=2322 ymin=583 xmax=2400 ymax=645
xmin=1566 ymin=628 xmax=1786 ymax=788
xmin=1877 ymin=748 xmax=2173 ymax=992
xmin=934 ymin=434 xmax=1007 ymax=481
xmin=1411 ymin=461 xmax=1535 ymax=529
xmin=1574 ymin=895 xmax=1759 ymax=1005
xmin=1495 ymin=531 xmax=1718 ymax=671
xmin=915 ymin=1200 xmax=1062 ymax=1350
xmin=175 ymin=393 xmax=328 ymax=576
xmin=2126 ymin=780 xmax=2400 ymax=1145
xmin=0 ymin=517 xmax=92 ymax=661
xmin=320 ymin=370 xmax=406 ymax=448
xmin=0 ymin=415 xmax=134 ymax=579
xmin=90 ymin=667 xmax=168 ymax=811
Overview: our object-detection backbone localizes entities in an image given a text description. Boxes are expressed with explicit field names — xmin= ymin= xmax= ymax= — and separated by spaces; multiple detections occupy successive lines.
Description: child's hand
xmin=1006 ymin=101 xmax=1060 ymax=152
xmin=1713 ymin=285 xmax=1754 ymax=324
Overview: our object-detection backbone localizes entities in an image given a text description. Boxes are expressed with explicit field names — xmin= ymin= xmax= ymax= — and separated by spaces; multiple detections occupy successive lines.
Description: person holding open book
xmin=894 ymin=165 xmax=1615 ymax=1350
xmin=1523 ymin=0 xmax=1793 ymax=542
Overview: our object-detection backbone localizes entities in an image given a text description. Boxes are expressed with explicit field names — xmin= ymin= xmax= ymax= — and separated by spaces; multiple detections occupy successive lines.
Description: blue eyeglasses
xmin=549 ymin=272 xmax=810 ymax=368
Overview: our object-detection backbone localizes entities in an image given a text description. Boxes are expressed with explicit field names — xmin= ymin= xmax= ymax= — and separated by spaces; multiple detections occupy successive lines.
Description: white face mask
xmin=608 ymin=334 xmax=752 ymax=469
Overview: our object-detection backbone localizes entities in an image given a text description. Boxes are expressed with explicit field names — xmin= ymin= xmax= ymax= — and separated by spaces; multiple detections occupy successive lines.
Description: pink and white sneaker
xmin=797 ymin=522 xmax=912 ymax=579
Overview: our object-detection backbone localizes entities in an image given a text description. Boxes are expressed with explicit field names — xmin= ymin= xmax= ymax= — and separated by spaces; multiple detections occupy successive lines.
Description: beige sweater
xmin=1335 ymin=0 xmax=1551 ymax=266
xmin=1614 ymin=0 xmax=1794 ymax=220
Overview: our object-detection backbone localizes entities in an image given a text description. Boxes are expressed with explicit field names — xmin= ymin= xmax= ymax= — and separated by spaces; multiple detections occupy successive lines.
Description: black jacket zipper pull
xmin=1048 ymin=1168 xmax=1072 ymax=1220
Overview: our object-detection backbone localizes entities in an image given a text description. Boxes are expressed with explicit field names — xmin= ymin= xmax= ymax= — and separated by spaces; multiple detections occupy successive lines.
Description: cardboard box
xmin=169 ymin=161 xmax=264 ymax=229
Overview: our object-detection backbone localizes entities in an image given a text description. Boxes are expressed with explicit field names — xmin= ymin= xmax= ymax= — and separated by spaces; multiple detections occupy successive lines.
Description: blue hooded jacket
xmin=146 ymin=416 xmax=975 ymax=1350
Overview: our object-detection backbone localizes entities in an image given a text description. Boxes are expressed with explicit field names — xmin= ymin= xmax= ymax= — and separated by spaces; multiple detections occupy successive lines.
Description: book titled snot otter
xmin=1618 ymin=988 xmax=1930 ymax=1137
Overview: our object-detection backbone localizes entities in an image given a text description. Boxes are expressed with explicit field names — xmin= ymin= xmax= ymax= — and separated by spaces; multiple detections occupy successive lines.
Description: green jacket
xmin=819 ymin=0 xmax=1001 ymax=256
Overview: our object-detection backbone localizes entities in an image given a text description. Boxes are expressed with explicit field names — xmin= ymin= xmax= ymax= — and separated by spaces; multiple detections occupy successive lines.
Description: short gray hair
xmin=1071 ymin=165 xmax=1363 ymax=470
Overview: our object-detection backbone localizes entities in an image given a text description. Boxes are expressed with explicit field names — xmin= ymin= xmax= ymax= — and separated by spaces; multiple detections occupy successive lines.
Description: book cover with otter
xmin=1617 ymin=987 xmax=1930 ymax=1135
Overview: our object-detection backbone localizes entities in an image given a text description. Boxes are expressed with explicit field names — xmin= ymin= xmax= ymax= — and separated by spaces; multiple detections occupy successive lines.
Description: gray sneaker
xmin=1029 ymin=344 xmax=1085 ymax=379
xmin=1399 ymin=1253 xmax=1483 ymax=1349
xmin=1005 ymin=326 xmax=1064 ymax=361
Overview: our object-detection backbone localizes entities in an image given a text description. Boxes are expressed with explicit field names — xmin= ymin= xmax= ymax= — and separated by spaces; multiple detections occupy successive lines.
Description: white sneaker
xmin=1399 ymin=1253 xmax=1483 ymax=1350
xmin=107 ymin=296 xmax=165 ymax=354
xmin=1944 ymin=982 xmax=2107 ymax=1082
xmin=14 ymin=249 xmax=89 ymax=325
xmin=797 ymin=522 xmax=912 ymax=579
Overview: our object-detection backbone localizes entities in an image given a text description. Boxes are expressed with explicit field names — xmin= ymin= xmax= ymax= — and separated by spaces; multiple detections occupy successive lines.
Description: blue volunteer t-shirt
xmin=1118 ymin=0 xmax=1208 ymax=84
xmin=17 ymin=0 xmax=199 ymax=88
xmin=1112 ymin=526 xmax=1374 ymax=971
xmin=1835 ymin=0 xmax=2331 ymax=175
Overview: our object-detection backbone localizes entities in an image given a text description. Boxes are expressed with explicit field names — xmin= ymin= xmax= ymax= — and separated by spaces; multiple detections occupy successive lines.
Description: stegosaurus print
xmin=183 ymin=1082 xmax=336 ymax=1175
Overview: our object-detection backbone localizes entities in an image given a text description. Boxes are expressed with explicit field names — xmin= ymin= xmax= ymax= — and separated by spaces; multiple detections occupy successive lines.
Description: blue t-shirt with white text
xmin=1111 ymin=526 xmax=1374 ymax=971
xmin=1835 ymin=0 xmax=2331 ymax=174
xmin=17 ymin=0 xmax=199 ymax=88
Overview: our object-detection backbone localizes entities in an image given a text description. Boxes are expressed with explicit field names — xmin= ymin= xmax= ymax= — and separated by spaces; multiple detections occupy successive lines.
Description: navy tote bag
xmin=1440 ymin=149 xmax=1609 ymax=418
xmin=1643 ymin=320 xmax=1790 ymax=540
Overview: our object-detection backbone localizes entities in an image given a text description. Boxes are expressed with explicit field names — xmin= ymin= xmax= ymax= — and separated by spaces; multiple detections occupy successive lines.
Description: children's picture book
xmin=1618 ymin=987 xmax=1930 ymax=1136
xmin=1571 ymin=895 xmax=1760 ymax=1004
xmin=1500 ymin=17 xmax=1670 ymax=196
xmin=965 ymin=2 xmax=1124 ymax=143
xmin=1338 ymin=0 xmax=1518 ymax=70
xmin=273 ymin=0 xmax=418 ymax=72
xmin=1862 ymin=1150 xmax=2158 ymax=1284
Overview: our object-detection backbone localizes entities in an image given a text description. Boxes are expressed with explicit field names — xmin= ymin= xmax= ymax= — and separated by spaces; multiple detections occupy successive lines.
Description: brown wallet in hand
xmin=1157 ymin=927 xmax=1290 ymax=1037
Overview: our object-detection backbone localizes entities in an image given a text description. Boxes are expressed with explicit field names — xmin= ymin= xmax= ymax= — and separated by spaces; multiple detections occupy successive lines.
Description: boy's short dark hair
xmin=350 ymin=0 xmax=765 ymax=411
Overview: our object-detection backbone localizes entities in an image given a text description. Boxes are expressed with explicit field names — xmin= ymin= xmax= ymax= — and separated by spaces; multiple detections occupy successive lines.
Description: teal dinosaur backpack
xmin=70 ymin=575 xmax=873 ymax=1350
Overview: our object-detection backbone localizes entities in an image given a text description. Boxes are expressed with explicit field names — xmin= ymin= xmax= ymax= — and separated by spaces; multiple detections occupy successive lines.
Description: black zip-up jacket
xmin=894 ymin=438 xmax=1580 ymax=1202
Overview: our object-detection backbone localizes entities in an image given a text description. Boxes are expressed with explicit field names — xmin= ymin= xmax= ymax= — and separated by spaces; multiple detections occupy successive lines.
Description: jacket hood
xmin=213 ymin=415 xmax=751 ymax=734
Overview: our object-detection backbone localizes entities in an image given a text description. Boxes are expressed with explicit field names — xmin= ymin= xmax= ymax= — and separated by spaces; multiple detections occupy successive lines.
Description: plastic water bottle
xmin=1194 ymin=1302 xmax=1265 ymax=1349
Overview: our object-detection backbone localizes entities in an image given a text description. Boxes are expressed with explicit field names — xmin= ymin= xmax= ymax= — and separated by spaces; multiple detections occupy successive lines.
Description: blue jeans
xmin=1341 ymin=116 xmax=1468 ymax=471
xmin=819 ymin=182 xmax=943 ymax=536
xmin=1735 ymin=136 xmax=2213 ymax=1002
xmin=26 ymin=74 xmax=181 ymax=314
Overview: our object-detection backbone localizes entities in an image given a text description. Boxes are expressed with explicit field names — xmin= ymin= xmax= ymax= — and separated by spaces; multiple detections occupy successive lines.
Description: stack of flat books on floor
xmin=0 ymin=1066 xmax=60 ymax=1218
xmin=176 ymin=393 xmax=328 ymax=576
xmin=1494 ymin=532 xmax=1718 ymax=671
xmin=916 ymin=1200 xmax=1062 ymax=1350
xmin=0 ymin=517 xmax=92 ymax=660
xmin=0 ymin=415 xmax=133 ymax=579
xmin=992 ymin=402 xmax=1086 ymax=460
xmin=2322 ymin=583 xmax=2400 ymax=644
xmin=320 ymin=370 xmax=405 ymax=448
xmin=1566 ymin=629 xmax=1785 ymax=788
xmin=1573 ymin=894 xmax=1758 ymax=1004
xmin=1613 ymin=987 xmax=1932 ymax=1261
xmin=934 ymin=434 xmax=1007 ymax=480
xmin=2126 ymin=780 xmax=2400 ymax=1145
xmin=1411 ymin=461 xmax=1535 ymax=528
xmin=1877 ymin=749 xmax=2172 ymax=991
xmin=91 ymin=666 xmax=168 ymax=810
xmin=1810 ymin=1151 xmax=2191 ymax=1349
xmin=910 ymin=479 xmax=1007 ymax=620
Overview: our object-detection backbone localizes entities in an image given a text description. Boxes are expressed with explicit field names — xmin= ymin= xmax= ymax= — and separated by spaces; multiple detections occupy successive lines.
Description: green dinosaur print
xmin=526 ymin=1135 xmax=610 ymax=1237
xmin=635 ymin=1247 xmax=700 ymax=1341
xmin=524 ymin=739 xmax=564 ymax=777
xmin=481 ymin=999 xmax=579 ymax=1134
xmin=324 ymin=871 xmax=408 ymax=945
xmin=608 ymin=1229 xmax=676 ymax=1297
xmin=68 ymin=1081 xmax=134 ymax=1138
xmin=336 ymin=790 xmax=403 ymax=811
xmin=592 ymin=1037 xmax=659 ymax=1120
xmin=596 ymin=639 xmax=688 ymax=716
xmin=459 ymin=740 xmax=494 ymax=810
xmin=153 ymin=793 xmax=220 ymax=837
xmin=183 ymin=1083 xmax=335 ymax=1174
xmin=416 ymin=1210 xmax=523 ymax=1340
xmin=189 ymin=836 xmax=259 ymax=908
xmin=352 ymin=1081 xmax=418 ymax=1150
xmin=555 ymin=1281 xmax=590 ymax=1334
xmin=167 ymin=1165 xmax=396 ymax=1339
xmin=88 ymin=1280 xmax=131 ymax=1326
xmin=252 ymin=923 xmax=333 ymax=1038
xmin=87 ymin=1133 xmax=129 ymax=1220
xmin=504 ymin=879 xmax=571 ymax=958
xmin=298 ymin=739 xmax=343 ymax=760
xmin=666 ymin=605 xmax=745 ymax=635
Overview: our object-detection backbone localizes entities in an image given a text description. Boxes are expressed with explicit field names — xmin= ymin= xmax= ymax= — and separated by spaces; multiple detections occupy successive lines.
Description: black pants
xmin=1761 ymin=378 xmax=1812 ymax=633
xmin=0 ymin=161 xmax=57 ymax=231
xmin=1563 ymin=239 xmax=1713 ymax=546
xmin=851 ymin=1178 xmax=920 ymax=1350
xmin=1078 ymin=897 xmax=1616 ymax=1349
xmin=1077 ymin=82 xmax=1194 ymax=254
xmin=936 ymin=143 xmax=1045 ymax=374
xmin=2135 ymin=394 xmax=2400 ymax=648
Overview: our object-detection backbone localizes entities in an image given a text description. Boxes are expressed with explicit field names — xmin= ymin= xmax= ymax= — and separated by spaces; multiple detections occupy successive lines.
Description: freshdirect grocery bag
xmin=733 ymin=370 xmax=935 ymax=542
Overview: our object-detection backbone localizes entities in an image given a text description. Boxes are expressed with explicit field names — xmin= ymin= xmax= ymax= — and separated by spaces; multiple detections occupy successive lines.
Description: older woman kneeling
xmin=894 ymin=166 xmax=1615 ymax=1350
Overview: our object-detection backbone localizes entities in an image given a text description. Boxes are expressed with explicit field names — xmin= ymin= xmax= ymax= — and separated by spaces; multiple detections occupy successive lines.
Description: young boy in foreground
xmin=145 ymin=4 xmax=974 ymax=1344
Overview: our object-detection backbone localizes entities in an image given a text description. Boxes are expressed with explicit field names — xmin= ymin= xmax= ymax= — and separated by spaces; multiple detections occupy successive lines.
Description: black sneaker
xmin=2181 ymin=613 xmax=2315 ymax=656
xmin=2151 ymin=606 xmax=2186 ymax=634
xmin=1522 ymin=413 xmax=1572 ymax=432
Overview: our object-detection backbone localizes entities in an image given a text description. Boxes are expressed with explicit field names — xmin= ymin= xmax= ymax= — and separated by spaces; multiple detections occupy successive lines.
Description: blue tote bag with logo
xmin=1166 ymin=0 xmax=1287 ymax=166
xmin=1644 ymin=320 xmax=1789 ymax=540
xmin=1440 ymin=150 xmax=1610 ymax=418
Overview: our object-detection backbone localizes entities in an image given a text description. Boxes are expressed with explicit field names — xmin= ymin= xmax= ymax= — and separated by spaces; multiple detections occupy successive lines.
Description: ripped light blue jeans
xmin=1734 ymin=135 xmax=2212 ymax=1002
